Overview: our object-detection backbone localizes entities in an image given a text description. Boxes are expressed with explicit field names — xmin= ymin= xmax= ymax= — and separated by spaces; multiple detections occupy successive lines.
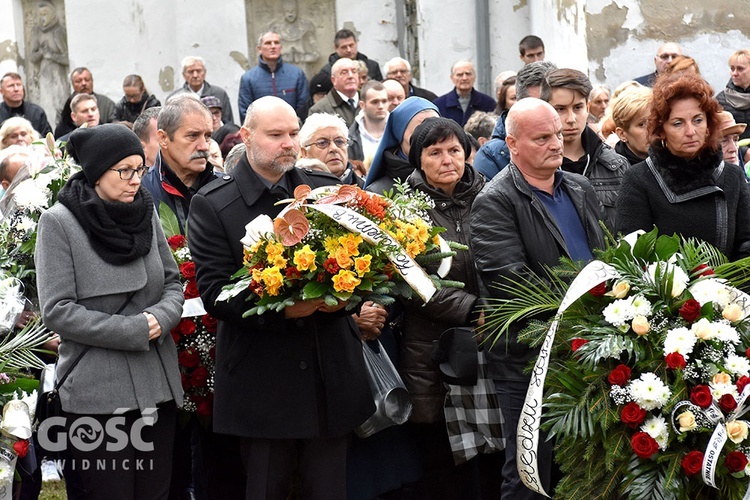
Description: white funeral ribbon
xmin=304 ymin=203 xmax=437 ymax=303
xmin=182 ymin=297 xmax=207 ymax=318
xmin=518 ymin=260 xmax=620 ymax=497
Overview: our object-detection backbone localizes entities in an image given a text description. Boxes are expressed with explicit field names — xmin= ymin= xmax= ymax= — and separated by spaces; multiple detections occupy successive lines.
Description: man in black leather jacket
xmin=470 ymin=98 xmax=606 ymax=499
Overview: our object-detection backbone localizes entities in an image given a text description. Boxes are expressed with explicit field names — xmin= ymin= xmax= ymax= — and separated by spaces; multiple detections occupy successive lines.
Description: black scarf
xmin=615 ymin=140 xmax=647 ymax=166
xmin=57 ymin=171 xmax=154 ymax=265
xmin=648 ymin=143 xmax=722 ymax=196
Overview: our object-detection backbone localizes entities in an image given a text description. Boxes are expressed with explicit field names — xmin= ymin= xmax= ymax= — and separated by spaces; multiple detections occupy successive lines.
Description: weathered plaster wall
xmin=0 ymin=0 xmax=26 ymax=78
xmin=333 ymin=0 xmax=399 ymax=78
xmin=533 ymin=0 xmax=588 ymax=71
xmin=488 ymin=0 xmax=532 ymax=84
xmin=418 ymin=0 xmax=478 ymax=96
xmin=586 ymin=0 xmax=750 ymax=94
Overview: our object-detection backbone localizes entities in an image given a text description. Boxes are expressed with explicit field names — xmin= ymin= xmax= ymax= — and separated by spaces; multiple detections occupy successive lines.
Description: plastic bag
xmin=355 ymin=340 xmax=412 ymax=438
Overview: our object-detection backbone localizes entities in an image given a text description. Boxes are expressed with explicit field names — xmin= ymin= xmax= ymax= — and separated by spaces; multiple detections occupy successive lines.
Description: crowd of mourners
xmin=2 ymin=27 xmax=750 ymax=500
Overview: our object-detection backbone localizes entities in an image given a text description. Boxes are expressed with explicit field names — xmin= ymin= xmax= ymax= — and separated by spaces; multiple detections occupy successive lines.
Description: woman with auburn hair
xmin=616 ymin=72 xmax=750 ymax=259
xmin=717 ymin=49 xmax=750 ymax=140
xmin=610 ymin=86 xmax=652 ymax=165
xmin=665 ymin=55 xmax=701 ymax=75
xmin=494 ymin=76 xmax=517 ymax=114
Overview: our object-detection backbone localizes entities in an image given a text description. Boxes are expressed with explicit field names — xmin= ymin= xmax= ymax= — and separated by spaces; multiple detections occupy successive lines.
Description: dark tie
xmin=348 ymin=98 xmax=356 ymax=111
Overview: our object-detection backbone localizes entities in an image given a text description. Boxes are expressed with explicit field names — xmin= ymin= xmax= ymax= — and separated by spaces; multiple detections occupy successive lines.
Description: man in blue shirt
xmin=471 ymin=98 xmax=606 ymax=499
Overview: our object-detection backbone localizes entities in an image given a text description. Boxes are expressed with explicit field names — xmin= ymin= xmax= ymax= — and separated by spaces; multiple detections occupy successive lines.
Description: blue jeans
xmin=495 ymin=379 xmax=558 ymax=499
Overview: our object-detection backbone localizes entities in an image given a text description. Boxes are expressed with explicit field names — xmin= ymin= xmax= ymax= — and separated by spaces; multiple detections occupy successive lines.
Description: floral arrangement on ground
xmin=218 ymin=182 xmax=464 ymax=315
xmin=483 ymin=228 xmax=750 ymax=500
xmin=159 ymin=204 xmax=215 ymax=422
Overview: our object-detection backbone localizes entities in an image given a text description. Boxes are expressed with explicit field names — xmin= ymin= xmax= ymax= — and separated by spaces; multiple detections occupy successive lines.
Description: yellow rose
xmin=727 ymin=420 xmax=749 ymax=444
xmin=265 ymin=241 xmax=284 ymax=265
xmin=723 ymin=303 xmax=745 ymax=322
xmin=260 ymin=266 xmax=284 ymax=296
xmin=712 ymin=372 xmax=732 ymax=385
xmin=678 ymin=411 xmax=697 ymax=432
xmin=332 ymin=269 xmax=361 ymax=293
xmin=354 ymin=255 xmax=372 ymax=277
xmin=334 ymin=246 xmax=353 ymax=269
xmin=692 ymin=318 xmax=715 ymax=340
xmin=338 ymin=234 xmax=363 ymax=257
xmin=606 ymin=280 xmax=631 ymax=299
xmin=251 ymin=267 xmax=263 ymax=283
xmin=293 ymin=245 xmax=317 ymax=272
xmin=631 ymin=315 xmax=650 ymax=336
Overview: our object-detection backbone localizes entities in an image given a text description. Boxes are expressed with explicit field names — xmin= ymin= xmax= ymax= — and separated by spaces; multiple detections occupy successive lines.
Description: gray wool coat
xmin=35 ymin=202 xmax=184 ymax=415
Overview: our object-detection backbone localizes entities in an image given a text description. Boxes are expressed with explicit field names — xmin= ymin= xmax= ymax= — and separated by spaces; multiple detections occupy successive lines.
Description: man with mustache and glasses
xmin=141 ymin=93 xmax=219 ymax=234
xmin=188 ymin=96 xmax=373 ymax=500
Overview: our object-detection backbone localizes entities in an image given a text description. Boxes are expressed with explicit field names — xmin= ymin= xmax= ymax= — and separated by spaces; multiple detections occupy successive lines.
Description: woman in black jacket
xmin=400 ymin=117 xmax=491 ymax=499
xmin=616 ymin=72 xmax=750 ymax=260
xmin=114 ymin=74 xmax=161 ymax=125
xmin=716 ymin=49 xmax=750 ymax=141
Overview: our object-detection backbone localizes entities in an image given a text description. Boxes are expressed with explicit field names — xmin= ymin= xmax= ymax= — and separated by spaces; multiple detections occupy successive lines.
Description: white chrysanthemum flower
xmin=16 ymin=216 xmax=36 ymax=235
xmin=663 ymin=327 xmax=697 ymax=358
xmin=631 ymin=295 xmax=652 ymax=316
xmin=710 ymin=381 xmax=739 ymax=400
xmin=688 ymin=278 xmax=733 ymax=308
xmin=641 ymin=414 xmax=669 ymax=450
xmin=12 ymin=178 xmax=50 ymax=211
xmin=628 ymin=372 xmax=672 ymax=411
xmin=725 ymin=354 xmax=750 ymax=377
xmin=603 ymin=297 xmax=634 ymax=327
xmin=713 ymin=321 xmax=741 ymax=344
xmin=647 ymin=261 xmax=690 ymax=297
xmin=0 ymin=460 xmax=12 ymax=485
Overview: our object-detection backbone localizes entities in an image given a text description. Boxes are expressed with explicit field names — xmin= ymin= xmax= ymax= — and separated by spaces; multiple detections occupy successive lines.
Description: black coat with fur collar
xmin=615 ymin=144 xmax=750 ymax=260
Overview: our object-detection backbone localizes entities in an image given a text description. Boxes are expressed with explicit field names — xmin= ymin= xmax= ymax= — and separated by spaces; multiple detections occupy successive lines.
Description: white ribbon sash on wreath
xmin=303 ymin=203 xmax=438 ymax=303
xmin=518 ymin=260 xmax=620 ymax=497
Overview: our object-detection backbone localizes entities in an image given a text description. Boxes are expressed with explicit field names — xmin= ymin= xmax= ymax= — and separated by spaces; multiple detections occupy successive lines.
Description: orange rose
xmin=354 ymin=255 xmax=372 ymax=277
xmin=332 ymin=269 xmax=361 ymax=293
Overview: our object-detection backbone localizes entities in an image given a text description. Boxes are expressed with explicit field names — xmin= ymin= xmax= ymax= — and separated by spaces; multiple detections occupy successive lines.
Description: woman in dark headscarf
xmin=364 ymin=96 xmax=438 ymax=194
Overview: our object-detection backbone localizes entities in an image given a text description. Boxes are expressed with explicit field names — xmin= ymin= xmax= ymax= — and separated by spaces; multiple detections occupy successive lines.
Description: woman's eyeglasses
xmin=109 ymin=166 xmax=147 ymax=180
xmin=306 ymin=138 xmax=348 ymax=149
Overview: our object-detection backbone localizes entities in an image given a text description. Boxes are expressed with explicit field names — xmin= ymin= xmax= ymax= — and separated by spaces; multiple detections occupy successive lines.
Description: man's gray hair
xmin=69 ymin=67 xmax=90 ymax=84
xmin=70 ymin=93 xmax=97 ymax=112
xmin=181 ymin=56 xmax=205 ymax=71
xmin=257 ymin=30 xmax=280 ymax=46
xmin=223 ymin=142 xmax=246 ymax=173
xmin=157 ymin=94 xmax=210 ymax=140
xmin=451 ymin=60 xmax=474 ymax=75
xmin=516 ymin=60 xmax=557 ymax=99
xmin=133 ymin=106 xmax=161 ymax=142
xmin=299 ymin=113 xmax=348 ymax=147
xmin=383 ymin=57 xmax=411 ymax=75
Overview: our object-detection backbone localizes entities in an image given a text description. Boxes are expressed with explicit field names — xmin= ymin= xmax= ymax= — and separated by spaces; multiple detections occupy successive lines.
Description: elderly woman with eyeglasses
xmin=35 ymin=124 xmax=184 ymax=497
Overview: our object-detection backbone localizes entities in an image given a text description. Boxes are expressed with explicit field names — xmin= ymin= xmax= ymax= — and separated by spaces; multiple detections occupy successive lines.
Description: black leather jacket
xmin=470 ymin=164 xmax=607 ymax=381
xmin=562 ymin=126 xmax=629 ymax=224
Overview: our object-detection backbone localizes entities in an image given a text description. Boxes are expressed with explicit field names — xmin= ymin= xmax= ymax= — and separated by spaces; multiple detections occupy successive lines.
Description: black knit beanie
xmin=408 ymin=117 xmax=472 ymax=170
xmin=67 ymin=124 xmax=146 ymax=186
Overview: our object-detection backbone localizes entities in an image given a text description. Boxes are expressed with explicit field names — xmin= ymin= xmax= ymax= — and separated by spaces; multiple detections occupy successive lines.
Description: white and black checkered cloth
xmin=443 ymin=351 xmax=505 ymax=465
